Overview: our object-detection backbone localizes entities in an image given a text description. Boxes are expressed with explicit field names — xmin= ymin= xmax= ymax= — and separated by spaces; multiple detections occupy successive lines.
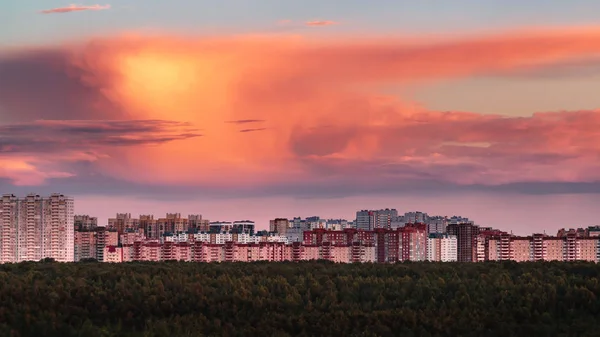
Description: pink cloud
xmin=0 ymin=158 xmax=74 ymax=186
xmin=40 ymin=4 xmax=110 ymax=14
xmin=3 ymin=27 xmax=600 ymax=189
xmin=0 ymin=120 xmax=198 ymax=185
xmin=305 ymin=20 xmax=338 ymax=27
xmin=289 ymin=107 xmax=600 ymax=185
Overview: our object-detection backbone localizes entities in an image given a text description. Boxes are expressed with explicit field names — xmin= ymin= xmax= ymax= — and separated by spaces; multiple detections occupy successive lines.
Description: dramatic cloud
xmin=239 ymin=128 xmax=267 ymax=133
xmin=0 ymin=120 xmax=200 ymax=185
xmin=40 ymin=4 xmax=110 ymax=14
xmin=289 ymin=108 xmax=600 ymax=185
xmin=0 ymin=49 xmax=124 ymax=122
xmin=225 ymin=119 xmax=265 ymax=124
xmin=305 ymin=20 xmax=338 ymax=27
xmin=0 ymin=119 xmax=200 ymax=152
xmin=2 ymin=27 xmax=600 ymax=192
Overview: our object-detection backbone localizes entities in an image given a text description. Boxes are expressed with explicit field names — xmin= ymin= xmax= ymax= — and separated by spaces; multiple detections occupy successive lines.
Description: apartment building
xmin=74 ymin=215 xmax=97 ymax=231
xmin=110 ymin=213 xmax=211 ymax=238
xmin=302 ymin=225 xmax=427 ymax=263
xmin=511 ymin=238 xmax=531 ymax=262
xmin=476 ymin=234 xmax=600 ymax=263
xmin=577 ymin=238 xmax=597 ymax=262
xmin=108 ymin=213 xmax=138 ymax=234
xmin=447 ymin=223 xmax=479 ymax=262
xmin=0 ymin=194 xmax=18 ymax=263
xmin=269 ymin=218 xmax=290 ymax=234
xmin=0 ymin=194 xmax=74 ymax=263
xmin=74 ymin=230 xmax=97 ymax=261
xmin=544 ymin=238 xmax=564 ymax=261
xmin=427 ymin=234 xmax=458 ymax=262
xmin=355 ymin=209 xmax=398 ymax=230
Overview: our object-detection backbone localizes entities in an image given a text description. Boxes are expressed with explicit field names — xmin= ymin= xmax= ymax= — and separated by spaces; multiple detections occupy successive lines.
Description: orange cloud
xmin=305 ymin=20 xmax=339 ymax=27
xmin=3 ymin=27 xmax=600 ymax=189
xmin=0 ymin=159 xmax=73 ymax=186
xmin=40 ymin=4 xmax=110 ymax=14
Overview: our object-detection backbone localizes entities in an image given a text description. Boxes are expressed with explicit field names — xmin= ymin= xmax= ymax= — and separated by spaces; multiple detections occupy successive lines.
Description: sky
xmin=2 ymin=1 xmax=600 ymax=234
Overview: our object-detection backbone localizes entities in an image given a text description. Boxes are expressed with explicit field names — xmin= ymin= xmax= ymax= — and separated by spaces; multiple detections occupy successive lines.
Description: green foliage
xmin=0 ymin=261 xmax=599 ymax=336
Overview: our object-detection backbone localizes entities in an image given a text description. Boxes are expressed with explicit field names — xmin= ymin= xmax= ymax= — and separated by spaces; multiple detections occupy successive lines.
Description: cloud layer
xmin=305 ymin=20 xmax=338 ymax=27
xmin=0 ymin=120 xmax=199 ymax=185
xmin=40 ymin=4 xmax=110 ymax=14
xmin=2 ymin=27 xmax=600 ymax=194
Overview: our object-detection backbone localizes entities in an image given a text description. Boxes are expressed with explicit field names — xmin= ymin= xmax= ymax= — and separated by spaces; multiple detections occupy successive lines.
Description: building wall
xmin=406 ymin=227 xmax=427 ymax=261
xmin=440 ymin=235 xmax=457 ymax=262
xmin=447 ymin=223 xmax=478 ymax=262
xmin=428 ymin=234 xmax=457 ymax=262
xmin=74 ymin=215 xmax=98 ymax=231
xmin=140 ymin=243 xmax=162 ymax=261
xmin=544 ymin=239 xmax=563 ymax=261
xmin=511 ymin=239 xmax=531 ymax=262
xmin=427 ymin=217 xmax=447 ymax=234
xmin=577 ymin=239 xmax=597 ymax=262
xmin=269 ymin=218 xmax=289 ymax=235
xmin=106 ymin=231 xmax=119 ymax=246
xmin=104 ymin=246 xmax=123 ymax=263
xmin=18 ymin=194 xmax=44 ymax=262
xmin=302 ymin=245 xmax=320 ymax=261
xmin=488 ymin=239 xmax=499 ymax=261
xmin=564 ymin=235 xmax=578 ymax=261
xmin=362 ymin=245 xmax=376 ymax=262
xmin=74 ymin=231 xmax=97 ymax=261
xmin=475 ymin=235 xmax=486 ymax=262
xmin=330 ymin=246 xmax=351 ymax=263
xmin=0 ymin=194 xmax=74 ymax=263
xmin=0 ymin=195 xmax=18 ymax=263
xmin=427 ymin=237 xmax=441 ymax=262
xmin=122 ymin=245 xmax=133 ymax=262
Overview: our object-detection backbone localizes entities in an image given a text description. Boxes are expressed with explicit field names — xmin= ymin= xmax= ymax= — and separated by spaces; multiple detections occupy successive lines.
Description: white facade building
xmin=427 ymin=234 xmax=457 ymax=262
xmin=0 ymin=194 xmax=18 ymax=263
xmin=0 ymin=194 xmax=74 ymax=263
xmin=440 ymin=235 xmax=457 ymax=262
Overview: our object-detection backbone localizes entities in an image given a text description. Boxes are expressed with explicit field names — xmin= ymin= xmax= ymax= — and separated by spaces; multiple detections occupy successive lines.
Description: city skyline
xmin=2 ymin=193 xmax=600 ymax=264
xmin=3 ymin=2 xmax=600 ymax=234
xmin=3 ymin=193 xmax=593 ymax=237
xmin=1 ymin=191 xmax=599 ymax=236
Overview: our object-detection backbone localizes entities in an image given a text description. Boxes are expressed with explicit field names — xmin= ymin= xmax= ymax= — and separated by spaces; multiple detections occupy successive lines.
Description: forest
xmin=1 ymin=260 xmax=600 ymax=336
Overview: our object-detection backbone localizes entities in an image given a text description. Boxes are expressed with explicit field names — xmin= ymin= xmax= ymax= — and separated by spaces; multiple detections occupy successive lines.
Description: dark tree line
xmin=0 ymin=261 xmax=600 ymax=336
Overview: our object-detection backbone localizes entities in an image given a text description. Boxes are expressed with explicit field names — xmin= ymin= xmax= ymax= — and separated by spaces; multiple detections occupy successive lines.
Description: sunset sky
xmin=2 ymin=1 xmax=600 ymax=234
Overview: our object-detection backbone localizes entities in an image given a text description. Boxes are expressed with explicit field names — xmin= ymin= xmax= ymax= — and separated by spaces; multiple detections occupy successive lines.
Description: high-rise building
xmin=187 ymin=215 xmax=205 ymax=232
xmin=74 ymin=215 xmax=98 ymax=231
xmin=139 ymin=215 xmax=158 ymax=239
xmin=108 ymin=213 xmax=138 ymax=234
xmin=159 ymin=213 xmax=187 ymax=234
xmin=586 ymin=226 xmax=600 ymax=237
xmin=447 ymin=223 xmax=479 ymax=262
xmin=355 ymin=209 xmax=398 ymax=230
xmin=74 ymin=214 xmax=100 ymax=261
xmin=0 ymin=194 xmax=18 ymax=263
xmin=427 ymin=233 xmax=458 ymax=262
xmin=355 ymin=210 xmax=375 ymax=230
xmin=74 ymin=230 xmax=97 ymax=261
xmin=376 ymin=209 xmax=398 ymax=229
xmin=404 ymin=211 xmax=428 ymax=224
xmin=269 ymin=218 xmax=289 ymax=234
xmin=232 ymin=220 xmax=255 ymax=234
xmin=0 ymin=194 xmax=74 ymax=263
xmin=427 ymin=216 xmax=447 ymax=234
